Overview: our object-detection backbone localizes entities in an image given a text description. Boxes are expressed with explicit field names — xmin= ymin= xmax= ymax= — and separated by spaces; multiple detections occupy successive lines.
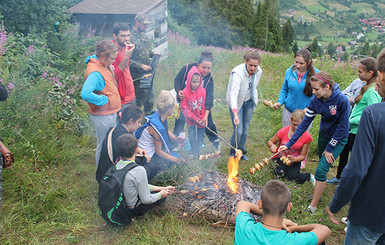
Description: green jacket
xmin=129 ymin=29 xmax=154 ymax=80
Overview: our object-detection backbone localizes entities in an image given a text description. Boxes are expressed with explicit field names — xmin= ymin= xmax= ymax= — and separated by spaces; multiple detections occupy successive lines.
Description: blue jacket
xmin=329 ymin=102 xmax=385 ymax=233
xmin=286 ymin=83 xmax=350 ymax=152
xmin=277 ymin=66 xmax=319 ymax=112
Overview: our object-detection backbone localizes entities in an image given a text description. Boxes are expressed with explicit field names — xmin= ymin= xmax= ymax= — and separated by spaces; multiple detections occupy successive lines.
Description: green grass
xmin=0 ymin=33 xmax=358 ymax=244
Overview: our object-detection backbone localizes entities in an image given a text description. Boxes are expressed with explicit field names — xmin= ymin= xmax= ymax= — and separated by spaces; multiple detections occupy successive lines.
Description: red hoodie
xmin=181 ymin=66 xmax=206 ymax=127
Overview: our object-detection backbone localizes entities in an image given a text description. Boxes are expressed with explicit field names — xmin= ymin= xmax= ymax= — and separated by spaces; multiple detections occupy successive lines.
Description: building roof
xmin=68 ymin=0 xmax=164 ymax=15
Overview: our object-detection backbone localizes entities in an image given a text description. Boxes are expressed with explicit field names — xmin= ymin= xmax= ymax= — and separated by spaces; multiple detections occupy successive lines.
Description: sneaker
xmin=344 ymin=227 xmax=347 ymax=233
xmin=305 ymin=205 xmax=317 ymax=214
xmin=241 ymin=155 xmax=250 ymax=161
xmin=201 ymin=144 xmax=205 ymax=148
xmin=341 ymin=217 xmax=348 ymax=225
xmin=326 ymin=177 xmax=340 ymax=184
xmin=309 ymin=174 xmax=316 ymax=186
xmin=213 ymin=140 xmax=220 ymax=152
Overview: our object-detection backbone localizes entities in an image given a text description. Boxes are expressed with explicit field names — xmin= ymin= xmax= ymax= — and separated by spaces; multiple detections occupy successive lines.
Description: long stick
xmin=205 ymin=126 xmax=236 ymax=150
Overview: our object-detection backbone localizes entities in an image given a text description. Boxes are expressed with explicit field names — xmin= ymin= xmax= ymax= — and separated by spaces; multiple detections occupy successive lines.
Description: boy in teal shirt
xmin=234 ymin=180 xmax=330 ymax=245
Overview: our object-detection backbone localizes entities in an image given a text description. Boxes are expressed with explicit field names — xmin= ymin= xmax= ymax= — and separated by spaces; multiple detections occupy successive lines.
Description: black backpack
xmin=98 ymin=163 xmax=139 ymax=225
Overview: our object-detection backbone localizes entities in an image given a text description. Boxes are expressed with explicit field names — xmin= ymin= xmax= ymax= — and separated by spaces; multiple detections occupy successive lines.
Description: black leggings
xmin=336 ymin=133 xmax=356 ymax=179
xmin=273 ymin=158 xmax=310 ymax=184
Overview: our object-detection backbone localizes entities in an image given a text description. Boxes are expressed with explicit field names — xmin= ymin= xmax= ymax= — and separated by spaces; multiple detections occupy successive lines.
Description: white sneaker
xmin=306 ymin=205 xmax=317 ymax=214
xmin=341 ymin=217 xmax=348 ymax=225
xmin=309 ymin=174 xmax=316 ymax=186
xmin=344 ymin=227 xmax=347 ymax=233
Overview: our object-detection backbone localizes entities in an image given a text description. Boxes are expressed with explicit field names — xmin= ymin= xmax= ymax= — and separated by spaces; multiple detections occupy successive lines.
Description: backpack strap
xmin=107 ymin=126 xmax=117 ymax=164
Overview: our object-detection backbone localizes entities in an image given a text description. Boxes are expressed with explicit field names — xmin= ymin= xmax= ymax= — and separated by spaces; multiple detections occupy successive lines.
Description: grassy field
xmin=0 ymin=33 xmax=359 ymax=244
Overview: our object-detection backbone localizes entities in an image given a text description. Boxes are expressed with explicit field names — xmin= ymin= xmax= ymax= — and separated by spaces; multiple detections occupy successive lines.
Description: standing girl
xmin=278 ymin=71 xmax=350 ymax=213
xmin=273 ymin=48 xmax=319 ymax=127
xmin=226 ymin=50 xmax=262 ymax=160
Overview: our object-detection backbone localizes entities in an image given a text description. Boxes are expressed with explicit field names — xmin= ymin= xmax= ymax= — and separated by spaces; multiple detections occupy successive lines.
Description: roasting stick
xmin=205 ymin=126 xmax=242 ymax=158
xmin=132 ymin=73 xmax=152 ymax=82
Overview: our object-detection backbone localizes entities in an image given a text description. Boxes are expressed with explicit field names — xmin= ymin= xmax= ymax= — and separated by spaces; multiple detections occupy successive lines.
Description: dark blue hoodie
xmin=286 ymin=83 xmax=350 ymax=152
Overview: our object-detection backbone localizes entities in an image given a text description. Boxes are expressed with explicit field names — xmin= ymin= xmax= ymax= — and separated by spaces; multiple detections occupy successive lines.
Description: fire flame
xmin=227 ymin=155 xmax=239 ymax=193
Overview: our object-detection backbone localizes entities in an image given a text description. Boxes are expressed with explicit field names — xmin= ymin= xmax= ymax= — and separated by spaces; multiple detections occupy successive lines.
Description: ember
xmin=168 ymin=170 xmax=261 ymax=226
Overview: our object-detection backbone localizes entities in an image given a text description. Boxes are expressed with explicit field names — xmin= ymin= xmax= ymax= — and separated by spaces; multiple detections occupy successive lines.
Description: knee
xmin=315 ymin=160 xmax=329 ymax=181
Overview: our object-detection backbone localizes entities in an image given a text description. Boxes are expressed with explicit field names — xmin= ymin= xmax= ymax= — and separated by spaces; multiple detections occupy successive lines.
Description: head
xmin=134 ymin=13 xmax=150 ymax=32
xmin=113 ymin=23 xmax=131 ymax=48
xmin=197 ymin=51 xmax=213 ymax=77
xmin=310 ymin=71 xmax=335 ymax=99
xmin=116 ymin=134 xmax=138 ymax=159
xmin=95 ymin=40 xmax=118 ymax=67
xmin=290 ymin=109 xmax=305 ymax=131
xmin=118 ymin=105 xmax=144 ymax=132
xmin=243 ymin=50 xmax=261 ymax=75
xmin=354 ymin=57 xmax=377 ymax=103
xmin=376 ymin=48 xmax=385 ymax=97
xmin=190 ymin=73 xmax=202 ymax=92
xmin=156 ymin=90 xmax=176 ymax=116
xmin=258 ymin=180 xmax=292 ymax=218
xmin=295 ymin=48 xmax=316 ymax=97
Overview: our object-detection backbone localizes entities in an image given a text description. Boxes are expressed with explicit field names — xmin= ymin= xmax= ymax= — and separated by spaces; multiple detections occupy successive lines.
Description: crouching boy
xmin=98 ymin=134 xmax=174 ymax=225
xmin=234 ymin=180 xmax=330 ymax=245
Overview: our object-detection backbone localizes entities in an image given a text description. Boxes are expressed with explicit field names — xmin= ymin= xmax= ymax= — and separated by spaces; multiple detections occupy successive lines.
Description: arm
xmin=287 ymin=143 xmax=309 ymax=163
xmin=174 ymin=65 xmax=189 ymax=95
xmin=135 ymin=168 xmax=162 ymax=204
xmin=229 ymin=72 xmax=242 ymax=113
xmin=235 ymin=201 xmax=262 ymax=217
xmin=204 ymin=76 xmax=214 ymax=110
xmin=267 ymin=135 xmax=280 ymax=153
xmin=288 ymin=224 xmax=331 ymax=245
xmin=148 ymin=127 xmax=179 ymax=163
xmin=117 ymin=46 xmax=135 ymax=72
xmin=180 ymin=96 xmax=199 ymax=122
xmin=81 ymin=72 xmax=108 ymax=106
xmin=277 ymin=73 xmax=290 ymax=106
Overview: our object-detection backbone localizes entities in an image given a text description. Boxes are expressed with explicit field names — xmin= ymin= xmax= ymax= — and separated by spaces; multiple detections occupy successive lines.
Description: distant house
xmin=288 ymin=9 xmax=296 ymax=15
xmin=357 ymin=33 xmax=365 ymax=40
xmin=68 ymin=0 xmax=168 ymax=55
xmin=348 ymin=40 xmax=358 ymax=45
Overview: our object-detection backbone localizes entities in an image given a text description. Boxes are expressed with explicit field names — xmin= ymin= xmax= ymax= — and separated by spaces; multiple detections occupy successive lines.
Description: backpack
xmin=98 ymin=163 xmax=139 ymax=225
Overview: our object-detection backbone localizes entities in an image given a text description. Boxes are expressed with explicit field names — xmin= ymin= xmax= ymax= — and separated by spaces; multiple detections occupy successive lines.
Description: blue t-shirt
xmin=234 ymin=212 xmax=318 ymax=245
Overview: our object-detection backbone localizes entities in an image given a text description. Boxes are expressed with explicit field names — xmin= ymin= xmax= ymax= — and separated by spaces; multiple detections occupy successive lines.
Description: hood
xmin=185 ymin=66 xmax=202 ymax=93
xmin=327 ymin=83 xmax=341 ymax=101
xmin=85 ymin=54 xmax=98 ymax=64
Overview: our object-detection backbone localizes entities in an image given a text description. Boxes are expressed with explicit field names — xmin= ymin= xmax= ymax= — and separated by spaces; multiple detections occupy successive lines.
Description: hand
xmin=176 ymin=157 xmax=186 ymax=164
xmin=178 ymin=91 xmax=185 ymax=101
xmin=164 ymin=186 xmax=175 ymax=195
xmin=154 ymin=52 xmax=161 ymax=56
xmin=287 ymin=155 xmax=295 ymax=162
xmin=141 ymin=64 xmax=152 ymax=72
xmin=203 ymin=115 xmax=209 ymax=127
xmin=282 ymin=218 xmax=298 ymax=232
xmin=233 ymin=116 xmax=240 ymax=125
xmin=326 ymin=206 xmax=340 ymax=225
xmin=269 ymin=145 xmax=277 ymax=153
xmin=175 ymin=136 xmax=184 ymax=143
xmin=278 ymin=145 xmax=288 ymax=152
xmin=159 ymin=189 xmax=169 ymax=198
xmin=136 ymin=148 xmax=146 ymax=156
xmin=273 ymin=103 xmax=281 ymax=110
xmin=124 ymin=44 xmax=135 ymax=58
xmin=322 ymin=150 xmax=335 ymax=165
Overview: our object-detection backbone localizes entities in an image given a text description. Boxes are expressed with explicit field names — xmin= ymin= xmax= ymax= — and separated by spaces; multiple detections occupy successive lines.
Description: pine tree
xmin=292 ymin=40 xmax=299 ymax=54
xmin=283 ymin=19 xmax=294 ymax=53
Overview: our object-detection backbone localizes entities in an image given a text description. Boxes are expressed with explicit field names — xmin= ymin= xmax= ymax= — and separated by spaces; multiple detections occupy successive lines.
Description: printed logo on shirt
xmin=329 ymin=138 xmax=337 ymax=146
xmin=329 ymin=105 xmax=337 ymax=115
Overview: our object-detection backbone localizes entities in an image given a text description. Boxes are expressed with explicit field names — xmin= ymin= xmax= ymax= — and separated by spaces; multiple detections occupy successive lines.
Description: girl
xmin=278 ymin=71 xmax=350 ymax=213
xmin=327 ymin=57 xmax=381 ymax=184
xmin=226 ymin=50 xmax=262 ymax=160
xmin=173 ymin=51 xmax=220 ymax=151
xmin=96 ymin=105 xmax=147 ymax=183
xmin=273 ymin=48 xmax=319 ymax=127
xmin=267 ymin=110 xmax=314 ymax=184
xmin=180 ymin=67 xmax=206 ymax=157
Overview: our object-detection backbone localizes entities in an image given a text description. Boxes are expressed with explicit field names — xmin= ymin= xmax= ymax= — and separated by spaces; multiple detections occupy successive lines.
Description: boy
xmin=180 ymin=66 xmax=207 ymax=157
xmin=114 ymin=134 xmax=174 ymax=223
xmin=235 ymin=180 xmax=330 ymax=245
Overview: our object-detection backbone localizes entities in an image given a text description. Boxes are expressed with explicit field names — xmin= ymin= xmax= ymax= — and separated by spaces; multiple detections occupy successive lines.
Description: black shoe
xmin=241 ymin=155 xmax=250 ymax=161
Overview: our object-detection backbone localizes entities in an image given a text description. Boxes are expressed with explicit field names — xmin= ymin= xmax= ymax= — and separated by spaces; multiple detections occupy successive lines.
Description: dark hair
xmin=377 ymin=48 xmax=385 ymax=73
xmin=113 ymin=22 xmax=130 ymax=36
xmin=261 ymin=180 xmax=291 ymax=217
xmin=118 ymin=105 xmax=144 ymax=124
xmin=311 ymin=71 xmax=335 ymax=90
xmin=295 ymin=48 xmax=315 ymax=97
xmin=355 ymin=57 xmax=377 ymax=104
xmin=199 ymin=51 xmax=213 ymax=64
xmin=243 ymin=50 xmax=262 ymax=62
xmin=116 ymin=134 xmax=138 ymax=158
xmin=96 ymin=39 xmax=118 ymax=58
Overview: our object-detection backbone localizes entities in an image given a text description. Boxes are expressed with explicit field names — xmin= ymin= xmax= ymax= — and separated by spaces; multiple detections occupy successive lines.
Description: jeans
xmin=229 ymin=99 xmax=255 ymax=154
xmin=345 ymin=221 xmax=384 ymax=245
xmin=188 ymin=125 xmax=205 ymax=156
xmin=90 ymin=113 xmax=117 ymax=167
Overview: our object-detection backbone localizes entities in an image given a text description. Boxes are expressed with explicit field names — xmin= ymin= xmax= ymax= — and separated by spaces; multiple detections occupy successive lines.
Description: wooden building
xmin=68 ymin=0 xmax=168 ymax=55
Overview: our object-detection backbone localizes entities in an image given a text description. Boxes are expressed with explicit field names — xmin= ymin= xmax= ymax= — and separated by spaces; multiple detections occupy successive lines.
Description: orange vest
xmin=84 ymin=58 xmax=121 ymax=116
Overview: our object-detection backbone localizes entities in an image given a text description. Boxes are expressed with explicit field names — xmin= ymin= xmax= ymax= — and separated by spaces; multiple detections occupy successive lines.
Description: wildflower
xmin=294 ymin=186 xmax=297 ymax=189
xmin=38 ymin=129 xmax=41 ymax=132
xmin=41 ymin=72 xmax=48 ymax=78
xmin=27 ymin=45 xmax=35 ymax=53
xmin=7 ymin=82 xmax=14 ymax=92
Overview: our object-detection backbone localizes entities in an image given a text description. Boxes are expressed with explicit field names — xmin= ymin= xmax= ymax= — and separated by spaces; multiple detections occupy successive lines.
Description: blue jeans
xmin=229 ymin=100 xmax=255 ymax=154
xmin=345 ymin=221 xmax=384 ymax=245
xmin=188 ymin=125 xmax=205 ymax=155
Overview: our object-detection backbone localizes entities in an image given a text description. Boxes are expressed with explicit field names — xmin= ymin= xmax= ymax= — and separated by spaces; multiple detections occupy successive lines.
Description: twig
xmin=205 ymin=126 xmax=236 ymax=150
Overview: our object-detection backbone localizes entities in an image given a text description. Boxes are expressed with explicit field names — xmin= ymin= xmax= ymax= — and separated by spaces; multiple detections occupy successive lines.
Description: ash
xmin=168 ymin=170 xmax=261 ymax=226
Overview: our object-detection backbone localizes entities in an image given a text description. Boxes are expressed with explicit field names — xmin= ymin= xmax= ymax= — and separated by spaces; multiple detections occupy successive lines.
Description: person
xmin=327 ymin=57 xmax=381 ymax=184
xmin=113 ymin=134 xmax=174 ymax=224
xmin=96 ymin=105 xmax=149 ymax=183
xmin=173 ymin=51 xmax=220 ymax=151
xmin=226 ymin=50 xmax=262 ymax=161
xmin=135 ymin=90 xmax=186 ymax=180
xmin=234 ymin=180 xmax=331 ymax=245
xmin=0 ymin=80 xmax=8 ymax=212
xmin=326 ymin=48 xmax=385 ymax=245
xmin=278 ymin=71 xmax=350 ymax=214
xmin=130 ymin=13 xmax=160 ymax=115
xmin=112 ymin=23 xmax=136 ymax=110
xmin=267 ymin=110 xmax=315 ymax=185
xmin=273 ymin=48 xmax=319 ymax=127
xmin=180 ymin=67 xmax=206 ymax=157
xmin=81 ymin=40 xmax=121 ymax=167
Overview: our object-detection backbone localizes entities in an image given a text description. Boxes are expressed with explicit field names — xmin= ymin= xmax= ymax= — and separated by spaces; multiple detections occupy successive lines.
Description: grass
xmin=0 ymin=33 xmax=358 ymax=244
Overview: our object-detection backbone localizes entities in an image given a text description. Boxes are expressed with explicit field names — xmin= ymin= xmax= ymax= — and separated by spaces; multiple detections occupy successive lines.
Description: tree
xmin=360 ymin=41 xmax=370 ymax=56
xmin=327 ymin=42 xmax=336 ymax=57
xmin=309 ymin=38 xmax=322 ymax=58
xmin=292 ymin=41 xmax=299 ymax=54
xmin=282 ymin=19 xmax=294 ymax=53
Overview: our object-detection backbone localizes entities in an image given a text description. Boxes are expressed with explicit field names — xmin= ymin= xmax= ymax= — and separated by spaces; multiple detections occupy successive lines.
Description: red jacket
xmin=181 ymin=66 xmax=206 ymax=127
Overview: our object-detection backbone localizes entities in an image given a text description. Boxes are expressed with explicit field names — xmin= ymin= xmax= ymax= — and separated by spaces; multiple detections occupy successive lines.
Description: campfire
xmin=168 ymin=170 xmax=261 ymax=227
